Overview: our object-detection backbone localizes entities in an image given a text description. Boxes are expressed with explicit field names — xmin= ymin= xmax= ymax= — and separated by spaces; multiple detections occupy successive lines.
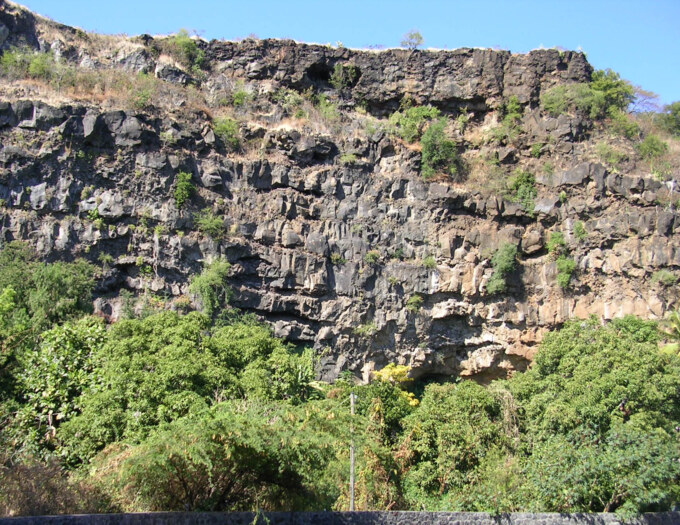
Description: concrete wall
xmin=1 ymin=512 xmax=679 ymax=525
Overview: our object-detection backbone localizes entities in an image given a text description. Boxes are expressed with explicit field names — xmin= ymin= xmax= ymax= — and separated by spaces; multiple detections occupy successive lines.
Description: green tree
xmin=59 ymin=312 xmax=233 ymax=463
xmin=658 ymin=101 xmax=680 ymax=137
xmin=590 ymin=69 xmax=635 ymax=114
xmin=8 ymin=317 xmax=106 ymax=458
xmin=401 ymin=30 xmax=423 ymax=50
xmin=398 ymin=381 xmax=510 ymax=509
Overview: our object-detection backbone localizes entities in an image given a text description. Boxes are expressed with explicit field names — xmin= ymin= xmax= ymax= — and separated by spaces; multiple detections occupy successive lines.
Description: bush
xmin=420 ymin=118 xmax=457 ymax=179
xmin=555 ymin=255 xmax=576 ymax=288
xmin=507 ymin=170 xmax=536 ymax=214
xmin=541 ymin=83 xmax=606 ymax=119
xmin=652 ymin=269 xmax=678 ymax=287
xmin=163 ymin=29 xmax=205 ymax=71
xmin=608 ymin=108 xmax=640 ymax=139
xmin=541 ymin=69 xmax=633 ymax=120
xmin=330 ymin=63 xmax=358 ymax=91
xmin=637 ymin=134 xmax=668 ymax=160
xmin=315 ymin=94 xmax=339 ymax=122
xmin=508 ymin=316 xmax=680 ymax=516
xmin=173 ymin=171 xmax=194 ymax=209
xmin=389 ymin=104 xmax=440 ymax=143
xmin=595 ymin=142 xmax=627 ymax=170
xmin=546 ymin=231 xmax=566 ymax=256
xmin=189 ymin=258 xmax=231 ymax=317
xmin=405 ymin=294 xmax=423 ymax=312
xmin=212 ymin=117 xmax=240 ymax=151
xmin=486 ymin=243 xmax=517 ymax=295
xmin=0 ymin=48 xmax=55 ymax=81
xmin=364 ymin=250 xmax=381 ymax=265
xmin=194 ymin=208 xmax=224 ymax=239
xmin=422 ymin=255 xmax=436 ymax=269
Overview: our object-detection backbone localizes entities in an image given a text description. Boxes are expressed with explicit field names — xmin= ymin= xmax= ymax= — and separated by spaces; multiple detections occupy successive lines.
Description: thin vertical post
xmin=349 ymin=391 xmax=355 ymax=511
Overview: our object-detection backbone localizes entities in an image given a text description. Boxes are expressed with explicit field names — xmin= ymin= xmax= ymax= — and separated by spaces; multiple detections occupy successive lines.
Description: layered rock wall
xmin=0 ymin=1 xmax=677 ymax=382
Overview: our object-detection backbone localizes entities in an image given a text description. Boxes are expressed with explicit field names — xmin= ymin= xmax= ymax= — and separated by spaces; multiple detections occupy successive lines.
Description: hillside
xmin=0 ymin=0 xmax=679 ymax=387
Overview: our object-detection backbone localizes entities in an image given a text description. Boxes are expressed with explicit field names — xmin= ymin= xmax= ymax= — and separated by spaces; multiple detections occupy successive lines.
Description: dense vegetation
xmin=0 ymin=243 xmax=678 ymax=517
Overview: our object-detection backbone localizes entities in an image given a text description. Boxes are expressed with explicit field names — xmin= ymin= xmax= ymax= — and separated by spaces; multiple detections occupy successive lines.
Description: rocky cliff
xmin=0 ymin=0 xmax=678 ymax=382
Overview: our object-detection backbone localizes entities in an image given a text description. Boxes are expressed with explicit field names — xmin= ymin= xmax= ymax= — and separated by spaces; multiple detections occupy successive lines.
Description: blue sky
xmin=15 ymin=0 xmax=680 ymax=107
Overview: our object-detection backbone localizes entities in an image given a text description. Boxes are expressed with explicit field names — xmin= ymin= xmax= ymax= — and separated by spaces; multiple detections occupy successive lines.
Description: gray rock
xmin=155 ymin=64 xmax=191 ymax=85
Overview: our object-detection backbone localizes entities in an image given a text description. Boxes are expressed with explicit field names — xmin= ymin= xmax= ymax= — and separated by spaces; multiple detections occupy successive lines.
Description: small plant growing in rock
xmin=353 ymin=321 xmax=377 ymax=337
xmin=422 ymin=255 xmax=436 ymax=269
xmin=364 ymin=250 xmax=381 ymax=265
xmin=173 ymin=171 xmax=195 ymax=209
xmin=530 ymin=143 xmax=543 ymax=158
xmin=330 ymin=253 xmax=346 ymax=265
xmin=315 ymin=94 xmax=340 ymax=123
xmin=98 ymin=253 xmax=114 ymax=268
xmin=391 ymin=247 xmax=405 ymax=260
xmin=595 ymin=142 xmax=627 ymax=171
xmin=213 ymin=117 xmax=240 ymax=151
xmin=491 ymin=96 xmax=523 ymax=144
xmin=338 ymin=153 xmax=357 ymax=165
xmin=547 ymin=231 xmax=566 ymax=256
xmin=486 ymin=243 xmax=517 ymax=295
xmin=194 ymin=208 xmax=224 ymax=240
xmin=153 ymin=225 xmax=168 ymax=238
xmin=80 ymin=186 xmax=94 ymax=200
xmin=406 ymin=294 xmax=424 ymax=312
xmin=652 ymin=270 xmax=678 ymax=287
xmin=573 ymin=221 xmax=587 ymax=241
xmin=556 ymin=255 xmax=576 ymax=288
xmin=330 ymin=63 xmax=358 ymax=91
xmin=507 ymin=170 xmax=536 ymax=214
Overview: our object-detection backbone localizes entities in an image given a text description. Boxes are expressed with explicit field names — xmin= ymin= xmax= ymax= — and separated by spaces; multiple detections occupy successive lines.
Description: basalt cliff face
xmin=0 ymin=1 xmax=677 ymax=382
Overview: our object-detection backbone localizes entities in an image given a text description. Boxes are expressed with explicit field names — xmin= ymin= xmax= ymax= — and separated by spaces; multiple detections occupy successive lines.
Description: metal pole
xmin=349 ymin=391 xmax=355 ymax=511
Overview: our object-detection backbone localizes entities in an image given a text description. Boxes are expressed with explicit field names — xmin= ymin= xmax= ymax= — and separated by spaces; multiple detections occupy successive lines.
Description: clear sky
xmin=14 ymin=0 xmax=680 ymax=107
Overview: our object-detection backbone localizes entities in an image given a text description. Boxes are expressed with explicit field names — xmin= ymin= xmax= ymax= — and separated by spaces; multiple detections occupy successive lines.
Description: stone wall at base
xmin=1 ymin=512 xmax=679 ymax=525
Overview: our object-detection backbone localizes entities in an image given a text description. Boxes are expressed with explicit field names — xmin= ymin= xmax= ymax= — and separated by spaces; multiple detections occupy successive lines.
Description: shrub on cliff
xmin=541 ymin=69 xmax=634 ymax=120
xmin=389 ymin=104 xmax=440 ymax=143
xmin=162 ymin=29 xmax=205 ymax=72
xmin=189 ymin=258 xmax=231 ymax=317
xmin=486 ymin=243 xmax=517 ymax=295
xmin=173 ymin=171 xmax=195 ymax=209
xmin=212 ymin=117 xmax=240 ymax=151
xmin=420 ymin=118 xmax=458 ymax=179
